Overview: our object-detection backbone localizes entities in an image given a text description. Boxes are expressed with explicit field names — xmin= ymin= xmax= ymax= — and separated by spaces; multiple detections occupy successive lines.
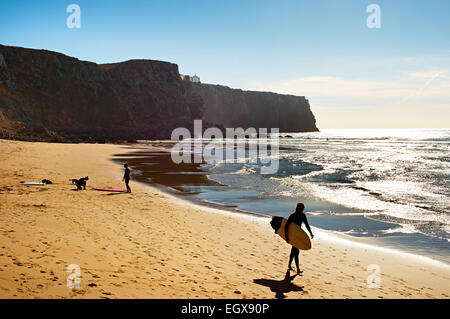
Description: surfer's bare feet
xmin=297 ymin=269 xmax=303 ymax=274
xmin=288 ymin=266 xmax=294 ymax=271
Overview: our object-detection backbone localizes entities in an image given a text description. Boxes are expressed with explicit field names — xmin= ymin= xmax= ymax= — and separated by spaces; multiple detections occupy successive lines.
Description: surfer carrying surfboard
xmin=123 ymin=163 xmax=131 ymax=193
xmin=285 ymin=203 xmax=314 ymax=274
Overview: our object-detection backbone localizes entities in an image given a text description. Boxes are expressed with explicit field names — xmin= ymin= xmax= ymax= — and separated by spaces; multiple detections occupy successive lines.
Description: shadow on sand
xmin=253 ymin=270 xmax=304 ymax=299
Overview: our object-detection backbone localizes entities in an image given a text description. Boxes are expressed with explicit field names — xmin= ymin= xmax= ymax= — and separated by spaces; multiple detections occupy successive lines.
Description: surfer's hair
xmin=295 ymin=202 xmax=305 ymax=213
xmin=124 ymin=163 xmax=128 ymax=168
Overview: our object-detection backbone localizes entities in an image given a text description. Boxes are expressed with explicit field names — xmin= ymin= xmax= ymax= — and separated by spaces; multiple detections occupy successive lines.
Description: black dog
xmin=71 ymin=176 xmax=89 ymax=190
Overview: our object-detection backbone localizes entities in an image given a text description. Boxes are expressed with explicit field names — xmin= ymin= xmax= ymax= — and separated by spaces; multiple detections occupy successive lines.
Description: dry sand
xmin=0 ymin=139 xmax=449 ymax=299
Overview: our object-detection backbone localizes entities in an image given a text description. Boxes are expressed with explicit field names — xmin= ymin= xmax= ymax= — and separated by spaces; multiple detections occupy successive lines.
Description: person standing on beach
xmin=123 ymin=163 xmax=131 ymax=193
xmin=285 ymin=203 xmax=313 ymax=274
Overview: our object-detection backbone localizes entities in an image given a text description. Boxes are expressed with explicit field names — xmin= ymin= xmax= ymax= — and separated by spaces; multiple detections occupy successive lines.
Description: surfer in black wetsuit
xmin=123 ymin=163 xmax=131 ymax=193
xmin=285 ymin=203 xmax=314 ymax=274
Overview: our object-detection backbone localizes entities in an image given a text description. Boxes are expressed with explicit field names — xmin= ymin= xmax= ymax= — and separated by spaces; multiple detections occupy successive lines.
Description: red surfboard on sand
xmin=93 ymin=188 xmax=127 ymax=192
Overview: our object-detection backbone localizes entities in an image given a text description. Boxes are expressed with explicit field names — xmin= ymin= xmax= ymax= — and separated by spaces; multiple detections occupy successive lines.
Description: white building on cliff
xmin=180 ymin=74 xmax=200 ymax=83
xmin=191 ymin=74 xmax=200 ymax=83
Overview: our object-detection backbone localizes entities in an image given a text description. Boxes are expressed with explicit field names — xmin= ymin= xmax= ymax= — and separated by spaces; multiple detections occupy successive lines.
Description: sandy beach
xmin=0 ymin=139 xmax=449 ymax=299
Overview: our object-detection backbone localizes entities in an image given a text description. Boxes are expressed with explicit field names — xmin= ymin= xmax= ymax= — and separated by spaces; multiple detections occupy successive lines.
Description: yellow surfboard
xmin=270 ymin=216 xmax=312 ymax=250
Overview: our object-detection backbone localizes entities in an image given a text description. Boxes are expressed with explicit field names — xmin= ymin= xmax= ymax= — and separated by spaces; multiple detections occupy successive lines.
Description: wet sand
xmin=0 ymin=139 xmax=449 ymax=299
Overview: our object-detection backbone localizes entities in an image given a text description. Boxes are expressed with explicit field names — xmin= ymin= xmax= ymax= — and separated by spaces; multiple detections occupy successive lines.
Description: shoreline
xmin=0 ymin=139 xmax=449 ymax=298
xmin=113 ymin=144 xmax=450 ymax=266
xmin=129 ymin=165 xmax=450 ymax=272
xmin=150 ymin=179 xmax=450 ymax=271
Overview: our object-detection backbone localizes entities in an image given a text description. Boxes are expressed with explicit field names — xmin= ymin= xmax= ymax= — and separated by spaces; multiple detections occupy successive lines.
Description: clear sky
xmin=1 ymin=0 xmax=449 ymax=129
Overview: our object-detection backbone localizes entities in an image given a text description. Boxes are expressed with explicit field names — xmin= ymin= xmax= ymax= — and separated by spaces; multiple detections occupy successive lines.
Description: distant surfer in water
xmin=123 ymin=163 xmax=131 ymax=193
xmin=285 ymin=203 xmax=313 ymax=274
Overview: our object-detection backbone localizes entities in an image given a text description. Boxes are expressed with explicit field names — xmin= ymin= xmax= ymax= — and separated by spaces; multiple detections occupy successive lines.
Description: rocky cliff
xmin=185 ymin=82 xmax=318 ymax=132
xmin=0 ymin=45 xmax=204 ymax=142
xmin=0 ymin=45 xmax=318 ymax=142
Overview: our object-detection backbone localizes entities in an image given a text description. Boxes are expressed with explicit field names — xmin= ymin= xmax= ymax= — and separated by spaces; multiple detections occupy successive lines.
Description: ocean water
xmin=185 ymin=128 xmax=450 ymax=263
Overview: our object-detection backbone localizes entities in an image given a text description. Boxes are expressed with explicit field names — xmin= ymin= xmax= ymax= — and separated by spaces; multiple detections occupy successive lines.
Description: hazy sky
xmin=1 ymin=0 xmax=449 ymax=129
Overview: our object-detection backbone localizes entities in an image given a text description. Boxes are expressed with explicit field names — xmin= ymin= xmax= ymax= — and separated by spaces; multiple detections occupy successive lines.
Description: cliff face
xmin=0 ymin=45 xmax=201 ymax=141
xmin=184 ymin=82 xmax=318 ymax=132
xmin=0 ymin=45 xmax=318 ymax=142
